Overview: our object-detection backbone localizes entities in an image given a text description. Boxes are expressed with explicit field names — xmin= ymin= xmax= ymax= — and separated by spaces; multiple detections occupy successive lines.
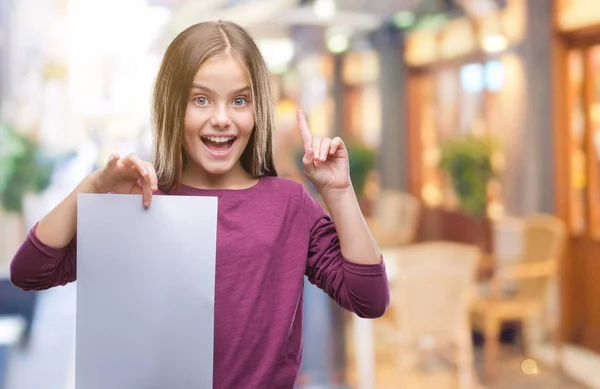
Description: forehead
xmin=192 ymin=54 xmax=250 ymax=86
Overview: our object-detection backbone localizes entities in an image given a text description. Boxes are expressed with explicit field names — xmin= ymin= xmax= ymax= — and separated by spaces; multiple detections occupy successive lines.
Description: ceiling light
xmin=313 ymin=0 xmax=336 ymax=20
xmin=327 ymin=35 xmax=349 ymax=53
xmin=482 ymin=34 xmax=508 ymax=53
xmin=258 ymin=38 xmax=295 ymax=74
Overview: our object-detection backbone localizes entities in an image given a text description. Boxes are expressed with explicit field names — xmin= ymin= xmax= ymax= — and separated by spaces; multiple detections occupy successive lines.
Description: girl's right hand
xmin=90 ymin=153 xmax=158 ymax=207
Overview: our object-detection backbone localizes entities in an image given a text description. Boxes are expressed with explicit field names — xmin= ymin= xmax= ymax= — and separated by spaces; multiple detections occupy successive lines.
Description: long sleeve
xmin=10 ymin=223 xmax=77 ymax=291
xmin=302 ymin=190 xmax=390 ymax=318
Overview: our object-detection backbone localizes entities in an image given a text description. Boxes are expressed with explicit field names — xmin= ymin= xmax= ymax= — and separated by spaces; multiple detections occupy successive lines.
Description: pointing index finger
xmin=297 ymin=109 xmax=313 ymax=149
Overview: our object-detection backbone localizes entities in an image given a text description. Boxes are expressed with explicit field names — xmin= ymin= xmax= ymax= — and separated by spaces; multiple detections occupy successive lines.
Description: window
xmin=567 ymin=44 xmax=600 ymax=239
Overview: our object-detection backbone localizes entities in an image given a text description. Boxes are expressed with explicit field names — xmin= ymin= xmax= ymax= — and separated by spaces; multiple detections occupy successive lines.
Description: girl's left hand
xmin=297 ymin=109 xmax=351 ymax=192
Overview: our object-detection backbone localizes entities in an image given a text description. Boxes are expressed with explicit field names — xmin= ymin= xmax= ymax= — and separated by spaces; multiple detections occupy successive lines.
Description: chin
xmin=193 ymin=151 xmax=242 ymax=174
xmin=200 ymin=162 xmax=237 ymax=176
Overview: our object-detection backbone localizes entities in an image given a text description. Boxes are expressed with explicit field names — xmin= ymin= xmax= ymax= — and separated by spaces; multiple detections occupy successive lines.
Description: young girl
xmin=10 ymin=20 xmax=389 ymax=388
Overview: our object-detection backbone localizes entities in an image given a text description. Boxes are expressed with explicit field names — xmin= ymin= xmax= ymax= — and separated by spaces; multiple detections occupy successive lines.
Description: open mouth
xmin=201 ymin=135 xmax=236 ymax=154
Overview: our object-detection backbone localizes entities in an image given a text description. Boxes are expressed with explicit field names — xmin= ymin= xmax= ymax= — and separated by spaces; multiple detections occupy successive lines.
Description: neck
xmin=181 ymin=162 xmax=258 ymax=190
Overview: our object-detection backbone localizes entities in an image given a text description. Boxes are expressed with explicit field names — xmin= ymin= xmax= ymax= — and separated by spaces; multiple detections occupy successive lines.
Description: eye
xmin=233 ymin=97 xmax=248 ymax=107
xmin=194 ymin=96 xmax=209 ymax=106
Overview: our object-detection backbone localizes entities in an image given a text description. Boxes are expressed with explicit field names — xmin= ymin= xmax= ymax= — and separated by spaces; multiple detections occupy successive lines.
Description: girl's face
xmin=183 ymin=54 xmax=254 ymax=182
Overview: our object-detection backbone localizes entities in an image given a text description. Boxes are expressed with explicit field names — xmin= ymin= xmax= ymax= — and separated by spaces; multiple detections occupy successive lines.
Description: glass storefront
xmin=558 ymin=0 xmax=600 ymax=239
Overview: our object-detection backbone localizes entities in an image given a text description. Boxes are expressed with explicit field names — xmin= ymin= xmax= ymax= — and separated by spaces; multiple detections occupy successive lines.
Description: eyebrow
xmin=191 ymin=84 xmax=250 ymax=95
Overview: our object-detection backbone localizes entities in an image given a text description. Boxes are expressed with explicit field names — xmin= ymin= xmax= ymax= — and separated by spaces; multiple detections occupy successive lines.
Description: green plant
xmin=439 ymin=135 xmax=497 ymax=216
xmin=346 ymin=143 xmax=375 ymax=199
xmin=0 ymin=124 xmax=55 ymax=213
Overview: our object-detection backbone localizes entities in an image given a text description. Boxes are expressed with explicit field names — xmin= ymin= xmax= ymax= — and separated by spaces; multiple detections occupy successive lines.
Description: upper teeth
xmin=205 ymin=136 xmax=233 ymax=143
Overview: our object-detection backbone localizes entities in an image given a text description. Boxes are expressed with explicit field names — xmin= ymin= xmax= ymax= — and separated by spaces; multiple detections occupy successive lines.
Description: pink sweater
xmin=10 ymin=176 xmax=389 ymax=388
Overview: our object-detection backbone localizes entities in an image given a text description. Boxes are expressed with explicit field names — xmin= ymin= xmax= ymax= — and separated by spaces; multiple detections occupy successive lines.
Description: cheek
xmin=184 ymin=104 xmax=209 ymax=131
xmin=235 ymin=111 xmax=255 ymax=136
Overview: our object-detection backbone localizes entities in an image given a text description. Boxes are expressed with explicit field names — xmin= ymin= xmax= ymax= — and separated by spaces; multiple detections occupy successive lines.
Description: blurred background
xmin=0 ymin=0 xmax=598 ymax=388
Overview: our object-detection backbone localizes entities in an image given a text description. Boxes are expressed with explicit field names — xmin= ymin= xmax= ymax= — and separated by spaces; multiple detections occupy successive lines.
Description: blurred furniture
xmin=471 ymin=214 xmax=567 ymax=381
xmin=491 ymin=217 xmax=525 ymax=268
xmin=351 ymin=190 xmax=420 ymax=389
xmin=366 ymin=189 xmax=421 ymax=248
xmin=382 ymin=242 xmax=481 ymax=388
xmin=416 ymin=206 xmax=494 ymax=255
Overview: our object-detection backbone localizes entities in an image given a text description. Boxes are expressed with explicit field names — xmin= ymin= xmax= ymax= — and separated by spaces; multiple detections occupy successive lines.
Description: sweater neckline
xmin=175 ymin=177 xmax=266 ymax=196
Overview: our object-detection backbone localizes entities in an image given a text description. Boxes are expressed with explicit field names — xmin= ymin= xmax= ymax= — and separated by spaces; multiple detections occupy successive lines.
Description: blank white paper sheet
xmin=76 ymin=193 xmax=218 ymax=389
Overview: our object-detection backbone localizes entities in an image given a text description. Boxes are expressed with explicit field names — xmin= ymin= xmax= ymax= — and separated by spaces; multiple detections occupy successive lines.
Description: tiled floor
xmin=480 ymin=348 xmax=587 ymax=389
xmin=346 ymin=330 xmax=589 ymax=389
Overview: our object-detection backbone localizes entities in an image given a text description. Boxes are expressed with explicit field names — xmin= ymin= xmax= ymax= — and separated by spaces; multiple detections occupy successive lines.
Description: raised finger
xmin=297 ymin=109 xmax=313 ymax=149
xmin=319 ymin=138 xmax=332 ymax=161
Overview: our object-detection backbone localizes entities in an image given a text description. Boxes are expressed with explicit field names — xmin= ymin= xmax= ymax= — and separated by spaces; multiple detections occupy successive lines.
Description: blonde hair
xmin=152 ymin=20 xmax=278 ymax=193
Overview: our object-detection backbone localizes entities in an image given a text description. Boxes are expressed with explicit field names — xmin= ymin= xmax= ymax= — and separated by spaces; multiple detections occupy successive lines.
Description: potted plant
xmin=436 ymin=135 xmax=498 ymax=252
xmin=0 ymin=125 xmax=55 ymax=215
xmin=438 ymin=134 xmax=497 ymax=217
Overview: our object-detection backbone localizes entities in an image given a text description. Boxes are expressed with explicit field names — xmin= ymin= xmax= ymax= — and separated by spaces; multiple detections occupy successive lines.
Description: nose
xmin=210 ymin=104 xmax=231 ymax=129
